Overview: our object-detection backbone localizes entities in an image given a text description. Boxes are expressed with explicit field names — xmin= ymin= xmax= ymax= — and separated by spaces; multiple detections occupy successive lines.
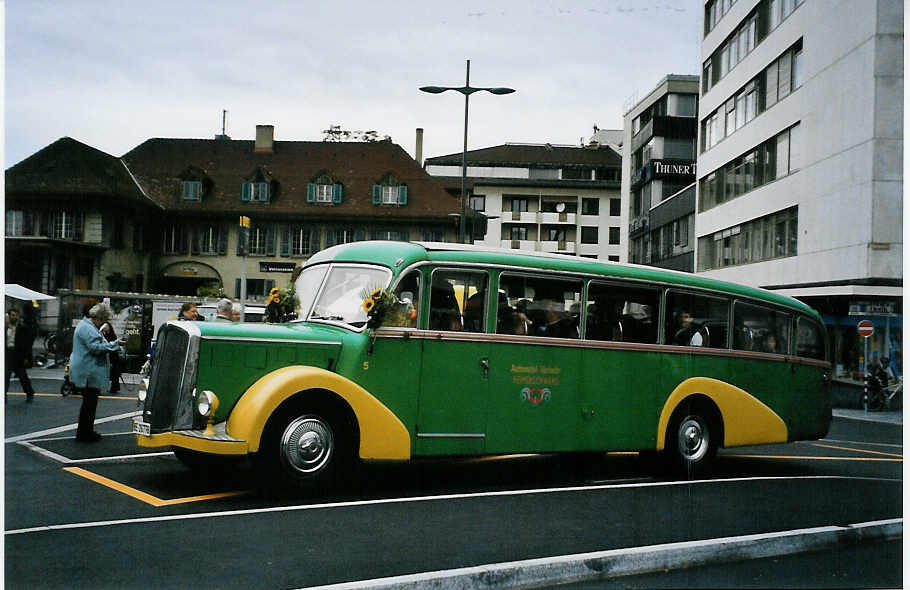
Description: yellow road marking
xmin=726 ymin=454 xmax=902 ymax=462
xmin=63 ymin=467 xmax=247 ymax=506
xmin=810 ymin=442 xmax=903 ymax=459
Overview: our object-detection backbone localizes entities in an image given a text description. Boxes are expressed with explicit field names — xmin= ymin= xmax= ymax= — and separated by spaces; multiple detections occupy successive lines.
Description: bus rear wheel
xmin=255 ymin=404 xmax=353 ymax=492
xmin=665 ymin=403 xmax=719 ymax=478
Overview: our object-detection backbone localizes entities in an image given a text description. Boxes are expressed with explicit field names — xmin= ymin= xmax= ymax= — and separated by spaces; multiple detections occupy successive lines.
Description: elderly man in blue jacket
xmin=70 ymin=303 xmax=125 ymax=442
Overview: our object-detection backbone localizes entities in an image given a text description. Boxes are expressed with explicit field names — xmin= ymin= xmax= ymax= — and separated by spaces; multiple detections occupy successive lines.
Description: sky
xmin=4 ymin=0 xmax=701 ymax=168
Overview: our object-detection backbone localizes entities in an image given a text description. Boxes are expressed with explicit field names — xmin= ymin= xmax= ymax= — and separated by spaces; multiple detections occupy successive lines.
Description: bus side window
xmin=386 ymin=271 xmax=420 ymax=328
xmin=498 ymin=273 xmax=582 ymax=339
xmin=733 ymin=301 xmax=791 ymax=353
xmin=796 ymin=316 xmax=825 ymax=360
xmin=666 ymin=291 xmax=730 ymax=348
xmin=429 ymin=270 xmax=488 ymax=333
xmin=586 ymin=282 xmax=659 ymax=343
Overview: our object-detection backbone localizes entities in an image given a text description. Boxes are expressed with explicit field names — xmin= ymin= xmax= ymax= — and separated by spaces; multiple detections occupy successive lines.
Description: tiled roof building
xmin=6 ymin=126 xmax=459 ymax=298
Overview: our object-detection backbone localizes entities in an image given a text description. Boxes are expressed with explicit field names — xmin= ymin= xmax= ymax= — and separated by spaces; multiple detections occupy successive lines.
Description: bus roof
xmin=305 ymin=241 xmax=818 ymax=317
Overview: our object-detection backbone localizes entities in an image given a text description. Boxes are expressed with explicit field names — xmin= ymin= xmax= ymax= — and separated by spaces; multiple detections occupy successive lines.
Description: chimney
xmin=255 ymin=125 xmax=274 ymax=153
xmin=415 ymin=128 xmax=424 ymax=166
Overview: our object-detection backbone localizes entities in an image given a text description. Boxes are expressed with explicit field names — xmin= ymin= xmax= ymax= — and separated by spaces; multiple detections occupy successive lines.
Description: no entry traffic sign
xmin=857 ymin=319 xmax=875 ymax=338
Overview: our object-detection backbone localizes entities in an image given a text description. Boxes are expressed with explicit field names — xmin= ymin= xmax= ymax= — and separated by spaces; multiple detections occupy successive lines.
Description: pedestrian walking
xmin=5 ymin=306 xmax=36 ymax=402
xmin=69 ymin=303 xmax=125 ymax=442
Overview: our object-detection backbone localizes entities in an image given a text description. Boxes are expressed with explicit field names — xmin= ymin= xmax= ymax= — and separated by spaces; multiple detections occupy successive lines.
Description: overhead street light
xmin=420 ymin=60 xmax=515 ymax=244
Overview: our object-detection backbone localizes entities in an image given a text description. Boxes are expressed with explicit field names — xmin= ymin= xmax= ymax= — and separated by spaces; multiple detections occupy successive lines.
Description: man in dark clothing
xmin=5 ymin=307 xmax=36 ymax=402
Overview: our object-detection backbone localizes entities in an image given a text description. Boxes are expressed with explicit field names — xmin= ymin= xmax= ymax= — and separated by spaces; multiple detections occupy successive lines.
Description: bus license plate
xmin=132 ymin=418 xmax=150 ymax=436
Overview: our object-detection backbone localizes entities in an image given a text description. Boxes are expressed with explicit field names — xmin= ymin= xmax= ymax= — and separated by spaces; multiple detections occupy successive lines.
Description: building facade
xmin=623 ymin=75 xmax=700 ymax=271
xmin=6 ymin=126 xmax=460 ymax=300
xmin=696 ymin=0 xmax=902 ymax=377
xmin=424 ymin=142 xmax=623 ymax=260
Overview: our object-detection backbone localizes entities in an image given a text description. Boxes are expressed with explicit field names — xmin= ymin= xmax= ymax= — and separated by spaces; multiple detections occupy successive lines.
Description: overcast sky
xmin=5 ymin=1 xmax=701 ymax=168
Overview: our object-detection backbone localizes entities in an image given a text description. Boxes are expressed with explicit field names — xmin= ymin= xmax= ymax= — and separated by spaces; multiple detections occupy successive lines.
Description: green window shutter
xmin=266 ymin=226 xmax=276 ymax=257
xmin=398 ymin=185 xmax=408 ymax=206
xmin=218 ymin=225 xmax=227 ymax=255
xmin=242 ymin=182 xmax=251 ymax=201
xmin=235 ymin=279 xmax=241 ymax=298
xmin=280 ymin=228 xmax=290 ymax=257
xmin=333 ymin=183 xmax=343 ymax=204
xmin=307 ymin=183 xmax=316 ymax=203
xmin=325 ymin=228 xmax=337 ymax=248
xmin=372 ymin=184 xmax=382 ymax=205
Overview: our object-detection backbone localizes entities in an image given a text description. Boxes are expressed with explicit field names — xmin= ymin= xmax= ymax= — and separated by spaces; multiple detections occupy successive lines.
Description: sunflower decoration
xmin=360 ymin=287 xmax=414 ymax=330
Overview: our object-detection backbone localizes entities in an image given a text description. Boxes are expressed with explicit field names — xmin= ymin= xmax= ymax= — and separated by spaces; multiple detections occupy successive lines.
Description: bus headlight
xmin=137 ymin=378 xmax=150 ymax=402
xmin=197 ymin=390 xmax=219 ymax=418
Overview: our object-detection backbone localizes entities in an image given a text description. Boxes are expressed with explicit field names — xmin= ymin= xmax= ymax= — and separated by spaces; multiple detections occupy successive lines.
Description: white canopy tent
xmin=4 ymin=284 xmax=55 ymax=301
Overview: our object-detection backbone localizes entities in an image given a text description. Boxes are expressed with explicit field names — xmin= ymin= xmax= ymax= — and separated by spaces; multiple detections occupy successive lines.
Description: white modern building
xmin=696 ymin=0 xmax=902 ymax=377
xmin=424 ymin=142 xmax=624 ymax=260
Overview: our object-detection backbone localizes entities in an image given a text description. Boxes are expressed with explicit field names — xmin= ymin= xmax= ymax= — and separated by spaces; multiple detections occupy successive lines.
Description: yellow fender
xmin=226 ymin=365 xmax=411 ymax=460
xmin=656 ymin=377 xmax=788 ymax=451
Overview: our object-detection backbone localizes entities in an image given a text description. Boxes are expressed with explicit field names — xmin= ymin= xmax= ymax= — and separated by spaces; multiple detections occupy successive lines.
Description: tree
xmin=322 ymin=124 xmax=391 ymax=142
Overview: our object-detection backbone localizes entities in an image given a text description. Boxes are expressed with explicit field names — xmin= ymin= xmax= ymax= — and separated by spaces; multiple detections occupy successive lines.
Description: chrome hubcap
xmin=280 ymin=417 xmax=334 ymax=474
xmin=677 ymin=417 xmax=708 ymax=462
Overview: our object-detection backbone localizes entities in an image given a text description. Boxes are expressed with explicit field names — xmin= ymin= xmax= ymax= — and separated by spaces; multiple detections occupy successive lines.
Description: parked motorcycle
xmin=864 ymin=358 xmax=891 ymax=411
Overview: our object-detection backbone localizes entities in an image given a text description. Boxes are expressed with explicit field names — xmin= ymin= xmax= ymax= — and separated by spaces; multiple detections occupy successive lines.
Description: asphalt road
xmin=3 ymin=383 xmax=903 ymax=589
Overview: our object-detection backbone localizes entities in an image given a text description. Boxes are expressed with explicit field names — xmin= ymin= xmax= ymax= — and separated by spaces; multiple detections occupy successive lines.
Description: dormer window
xmin=307 ymin=173 xmax=343 ymax=205
xmin=372 ymin=174 xmax=407 ymax=206
xmin=182 ymin=180 xmax=203 ymax=201
xmin=242 ymin=181 xmax=271 ymax=202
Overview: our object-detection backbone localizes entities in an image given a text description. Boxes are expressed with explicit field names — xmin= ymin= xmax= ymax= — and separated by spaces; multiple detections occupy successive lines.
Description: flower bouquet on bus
xmin=361 ymin=287 xmax=417 ymax=331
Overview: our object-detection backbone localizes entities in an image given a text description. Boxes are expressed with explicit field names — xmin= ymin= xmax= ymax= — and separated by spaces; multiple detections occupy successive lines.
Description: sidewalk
xmin=832 ymin=408 xmax=903 ymax=425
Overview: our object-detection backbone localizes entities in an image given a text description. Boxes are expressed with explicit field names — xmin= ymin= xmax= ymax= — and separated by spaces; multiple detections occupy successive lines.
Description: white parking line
xmin=16 ymin=440 xmax=172 ymax=465
xmin=4 ymin=411 xmax=141 ymax=443
xmin=5 ymin=475 xmax=900 ymax=536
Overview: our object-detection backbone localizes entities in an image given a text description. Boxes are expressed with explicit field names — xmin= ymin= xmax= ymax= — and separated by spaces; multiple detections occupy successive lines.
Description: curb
xmin=299 ymin=518 xmax=902 ymax=590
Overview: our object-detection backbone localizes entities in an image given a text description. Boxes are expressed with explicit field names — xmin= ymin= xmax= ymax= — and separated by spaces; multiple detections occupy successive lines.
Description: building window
xmin=580 ymin=226 xmax=598 ymax=244
xmin=6 ymin=210 xmax=24 ymax=236
xmin=381 ymin=185 xmax=398 ymax=204
xmin=181 ymin=181 xmax=203 ymax=201
xmin=242 ymin=182 xmax=270 ymax=202
xmin=581 ymin=198 xmax=599 ymax=216
xmin=54 ymin=211 xmax=79 ymax=240
xmin=163 ymin=224 xmax=188 ymax=254
xmin=372 ymin=179 xmax=407 ymax=206
xmin=510 ymin=226 xmax=528 ymax=241
xmin=511 ymin=198 xmax=529 ymax=213
xmin=469 ymin=195 xmax=485 ymax=211
xmin=698 ymin=207 xmax=798 ymax=271
xmin=699 ymin=123 xmax=800 ymax=212
xmin=609 ymin=198 xmax=621 ymax=217
xmin=423 ymin=229 xmax=444 ymax=242
xmin=608 ymin=255 xmax=619 ymax=262
xmin=194 ymin=224 xmax=225 ymax=255
xmin=608 ymin=227 xmax=620 ymax=245
xmin=547 ymin=227 xmax=567 ymax=242
xmin=315 ymin=184 xmax=333 ymax=203
xmin=247 ymin=224 xmax=276 ymax=256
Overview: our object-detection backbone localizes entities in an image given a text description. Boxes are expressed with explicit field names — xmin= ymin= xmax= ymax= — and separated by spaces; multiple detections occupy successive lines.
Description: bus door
xmin=416 ymin=269 xmax=491 ymax=456
xmin=581 ymin=282 xmax=663 ymax=450
xmin=485 ymin=273 xmax=584 ymax=453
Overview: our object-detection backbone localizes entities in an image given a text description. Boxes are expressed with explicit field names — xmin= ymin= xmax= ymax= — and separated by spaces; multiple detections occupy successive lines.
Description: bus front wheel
xmin=255 ymin=403 xmax=354 ymax=492
xmin=665 ymin=402 xmax=719 ymax=478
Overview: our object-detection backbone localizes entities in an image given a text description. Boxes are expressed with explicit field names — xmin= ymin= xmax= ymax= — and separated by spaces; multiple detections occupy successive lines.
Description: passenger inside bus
xmin=672 ymin=309 xmax=707 ymax=347
xmin=429 ymin=278 xmax=462 ymax=331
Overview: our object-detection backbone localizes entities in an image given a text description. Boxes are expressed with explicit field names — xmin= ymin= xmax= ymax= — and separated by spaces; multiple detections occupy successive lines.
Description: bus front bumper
xmin=133 ymin=417 xmax=249 ymax=455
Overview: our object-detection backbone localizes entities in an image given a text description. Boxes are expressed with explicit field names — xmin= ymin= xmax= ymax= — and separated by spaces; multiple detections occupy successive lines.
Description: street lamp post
xmin=420 ymin=60 xmax=514 ymax=244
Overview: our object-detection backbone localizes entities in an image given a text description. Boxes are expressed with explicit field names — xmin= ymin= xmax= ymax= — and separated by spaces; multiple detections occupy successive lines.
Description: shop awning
xmin=4 ymin=284 xmax=55 ymax=301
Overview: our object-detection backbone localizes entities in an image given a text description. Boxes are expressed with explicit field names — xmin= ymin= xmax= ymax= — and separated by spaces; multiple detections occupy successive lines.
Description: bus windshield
xmin=304 ymin=264 xmax=392 ymax=328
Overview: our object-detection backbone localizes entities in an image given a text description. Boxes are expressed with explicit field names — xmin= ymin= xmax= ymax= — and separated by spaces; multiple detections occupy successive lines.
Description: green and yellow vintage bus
xmin=133 ymin=241 xmax=831 ymax=487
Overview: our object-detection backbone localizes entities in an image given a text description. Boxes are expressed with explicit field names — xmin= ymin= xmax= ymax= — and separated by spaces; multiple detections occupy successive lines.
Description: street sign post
xmin=857 ymin=320 xmax=875 ymax=338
